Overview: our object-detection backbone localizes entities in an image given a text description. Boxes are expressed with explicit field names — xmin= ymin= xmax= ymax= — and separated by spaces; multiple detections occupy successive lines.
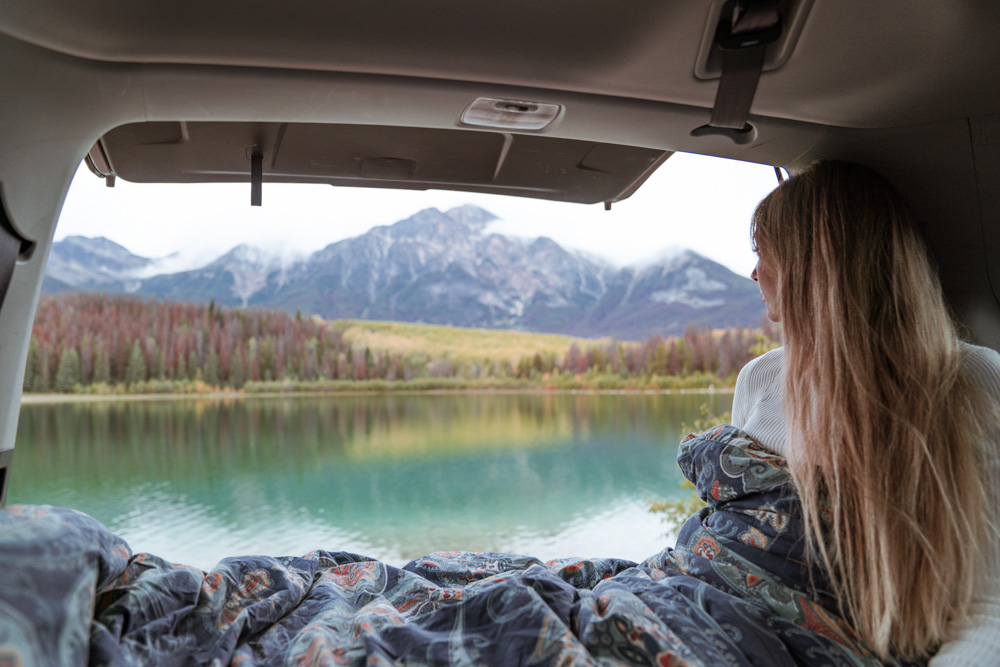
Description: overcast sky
xmin=55 ymin=151 xmax=778 ymax=278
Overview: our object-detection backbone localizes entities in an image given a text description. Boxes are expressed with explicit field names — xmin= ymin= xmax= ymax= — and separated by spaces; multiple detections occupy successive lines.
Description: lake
xmin=9 ymin=391 xmax=732 ymax=570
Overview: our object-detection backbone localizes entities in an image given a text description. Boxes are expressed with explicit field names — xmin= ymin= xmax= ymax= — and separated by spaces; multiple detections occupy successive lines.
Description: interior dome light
xmin=460 ymin=97 xmax=562 ymax=131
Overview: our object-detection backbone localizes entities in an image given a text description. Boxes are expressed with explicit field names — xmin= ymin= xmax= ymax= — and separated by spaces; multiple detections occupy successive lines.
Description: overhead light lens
xmin=461 ymin=97 xmax=562 ymax=131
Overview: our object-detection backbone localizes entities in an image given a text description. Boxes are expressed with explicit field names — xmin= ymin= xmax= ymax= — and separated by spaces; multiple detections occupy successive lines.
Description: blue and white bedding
xmin=0 ymin=426 xmax=920 ymax=666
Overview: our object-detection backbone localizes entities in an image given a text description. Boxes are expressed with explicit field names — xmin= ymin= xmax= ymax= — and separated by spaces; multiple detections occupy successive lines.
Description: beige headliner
xmin=2 ymin=0 xmax=999 ymax=130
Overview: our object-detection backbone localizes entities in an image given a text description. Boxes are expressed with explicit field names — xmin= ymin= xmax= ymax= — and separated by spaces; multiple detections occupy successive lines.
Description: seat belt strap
xmin=709 ymin=0 xmax=782 ymax=131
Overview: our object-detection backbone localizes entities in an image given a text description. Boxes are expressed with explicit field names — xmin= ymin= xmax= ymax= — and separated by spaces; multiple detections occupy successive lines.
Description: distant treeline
xmin=24 ymin=294 xmax=780 ymax=394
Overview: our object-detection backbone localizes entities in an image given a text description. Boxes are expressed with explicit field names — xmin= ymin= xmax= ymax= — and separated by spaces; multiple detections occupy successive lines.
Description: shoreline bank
xmin=20 ymin=386 xmax=736 ymax=405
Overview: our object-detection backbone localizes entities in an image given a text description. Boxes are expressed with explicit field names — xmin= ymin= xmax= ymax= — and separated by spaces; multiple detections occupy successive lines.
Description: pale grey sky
xmin=55 ymin=152 xmax=778 ymax=277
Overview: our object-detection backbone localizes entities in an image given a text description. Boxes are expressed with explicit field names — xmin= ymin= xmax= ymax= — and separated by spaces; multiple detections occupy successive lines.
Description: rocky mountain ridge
xmin=44 ymin=205 xmax=764 ymax=339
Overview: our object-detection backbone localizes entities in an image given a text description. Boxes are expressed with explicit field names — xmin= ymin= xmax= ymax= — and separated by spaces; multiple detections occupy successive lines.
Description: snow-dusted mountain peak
xmin=209 ymin=244 xmax=282 ymax=270
xmin=43 ymin=206 xmax=764 ymax=338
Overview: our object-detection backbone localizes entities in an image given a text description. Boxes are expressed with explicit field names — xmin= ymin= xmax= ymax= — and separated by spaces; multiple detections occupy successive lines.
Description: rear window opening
xmin=25 ymin=150 xmax=781 ymax=567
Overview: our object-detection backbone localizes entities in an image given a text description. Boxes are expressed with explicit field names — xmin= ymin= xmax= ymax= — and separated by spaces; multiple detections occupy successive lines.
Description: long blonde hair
xmin=751 ymin=161 xmax=997 ymax=660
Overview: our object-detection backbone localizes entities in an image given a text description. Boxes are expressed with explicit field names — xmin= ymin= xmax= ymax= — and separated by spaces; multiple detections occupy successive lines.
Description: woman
xmin=731 ymin=161 xmax=1000 ymax=663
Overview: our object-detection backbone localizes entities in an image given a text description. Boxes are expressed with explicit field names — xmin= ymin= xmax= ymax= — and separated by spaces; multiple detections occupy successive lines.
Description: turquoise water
xmin=9 ymin=392 xmax=732 ymax=569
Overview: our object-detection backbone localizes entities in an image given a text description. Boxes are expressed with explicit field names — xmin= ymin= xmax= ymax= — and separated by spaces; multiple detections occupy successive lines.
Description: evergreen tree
xmin=175 ymin=351 xmax=187 ymax=381
xmin=532 ymin=353 xmax=544 ymax=375
xmin=667 ymin=341 xmax=680 ymax=376
xmin=34 ymin=351 xmax=51 ymax=393
xmin=124 ymin=341 xmax=148 ymax=385
xmin=205 ymin=349 xmax=220 ymax=386
xmin=229 ymin=345 xmax=245 ymax=388
xmin=650 ymin=343 xmax=669 ymax=376
xmin=364 ymin=346 xmax=374 ymax=380
xmin=93 ymin=348 xmax=111 ymax=385
xmin=54 ymin=347 xmax=81 ymax=393
xmin=246 ymin=337 xmax=260 ymax=382
xmin=23 ymin=338 xmax=39 ymax=392
xmin=153 ymin=345 xmax=166 ymax=380
xmin=78 ymin=335 xmax=93 ymax=384
xmin=259 ymin=336 xmax=275 ymax=381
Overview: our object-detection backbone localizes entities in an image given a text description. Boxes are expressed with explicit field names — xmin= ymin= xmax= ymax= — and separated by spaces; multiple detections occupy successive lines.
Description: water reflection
xmin=11 ymin=392 xmax=732 ymax=569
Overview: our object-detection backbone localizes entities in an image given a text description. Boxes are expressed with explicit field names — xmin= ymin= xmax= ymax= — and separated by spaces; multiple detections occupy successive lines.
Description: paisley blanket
xmin=0 ymin=426 xmax=916 ymax=666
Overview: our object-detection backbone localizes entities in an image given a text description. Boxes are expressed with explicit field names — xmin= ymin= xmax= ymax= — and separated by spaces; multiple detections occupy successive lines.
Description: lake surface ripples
xmin=11 ymin=392 xmax=732 ymax=569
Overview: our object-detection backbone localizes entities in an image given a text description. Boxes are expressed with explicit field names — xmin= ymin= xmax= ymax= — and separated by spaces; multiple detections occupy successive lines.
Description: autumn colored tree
xmin=23 ymin=292 xmax=779 ymax=393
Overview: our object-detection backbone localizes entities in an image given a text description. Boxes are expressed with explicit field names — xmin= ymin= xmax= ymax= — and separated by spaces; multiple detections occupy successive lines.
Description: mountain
xmin=43 ymin=236 xmax=153 ymax=293
xmin=139 ymin=244 xmax=281 ymax=307
xmin=45 ymin=205 xmax=765 ymax=338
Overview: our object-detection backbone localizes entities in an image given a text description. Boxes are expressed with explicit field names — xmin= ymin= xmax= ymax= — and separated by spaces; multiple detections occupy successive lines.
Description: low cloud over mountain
xmin=45 ymin=205 xmax=764 ymax=339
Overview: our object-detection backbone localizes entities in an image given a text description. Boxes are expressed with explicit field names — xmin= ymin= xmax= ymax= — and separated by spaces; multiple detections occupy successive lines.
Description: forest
xmin=24 ymin=293 xmax=781 ymax=394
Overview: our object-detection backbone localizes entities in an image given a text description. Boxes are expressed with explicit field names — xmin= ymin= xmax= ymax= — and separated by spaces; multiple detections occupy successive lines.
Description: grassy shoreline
xmin=20 ymin=385 xmax=735 ymax=405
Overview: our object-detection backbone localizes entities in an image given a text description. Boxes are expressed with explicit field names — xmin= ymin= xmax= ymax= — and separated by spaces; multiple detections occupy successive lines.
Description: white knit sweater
xmin=731 ymin=344 xmax=1000 ymax=666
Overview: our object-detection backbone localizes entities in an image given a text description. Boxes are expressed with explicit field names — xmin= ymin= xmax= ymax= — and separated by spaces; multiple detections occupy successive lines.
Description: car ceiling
xmin=2 ymin=0 xmax=1000 ymax=130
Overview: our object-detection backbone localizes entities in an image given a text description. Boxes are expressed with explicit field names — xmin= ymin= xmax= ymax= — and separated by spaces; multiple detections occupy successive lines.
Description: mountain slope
xmin=45 ymin=205 xmax=765 ymax=338
xmin=139 ymin=244 xmax=281 ymax=307
xmin=44 ymin=235 xmax=153 ymax=293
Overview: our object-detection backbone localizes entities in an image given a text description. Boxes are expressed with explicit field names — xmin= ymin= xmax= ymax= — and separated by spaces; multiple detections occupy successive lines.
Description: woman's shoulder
xmin=961 ymin=341 xmax=1000 ymax=367
xmin=739 ymin=346 xmax=785 ymax=378
xmin=960 ymin=342 xmax=1000 ymax=399
xmin=732 ymin=347 xmax=786 ymax=444
xmin=733 ymin=347 xmax=784 ymax=404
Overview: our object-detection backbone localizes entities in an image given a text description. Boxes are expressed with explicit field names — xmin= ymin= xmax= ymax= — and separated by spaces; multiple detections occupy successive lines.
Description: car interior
xmin=1 ymin=0 xmax=999 ymax=525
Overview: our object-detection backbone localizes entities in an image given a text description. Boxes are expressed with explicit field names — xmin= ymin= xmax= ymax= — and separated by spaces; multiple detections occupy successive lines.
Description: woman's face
xmin=751 ymin=252 xmax=781 ymax=323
